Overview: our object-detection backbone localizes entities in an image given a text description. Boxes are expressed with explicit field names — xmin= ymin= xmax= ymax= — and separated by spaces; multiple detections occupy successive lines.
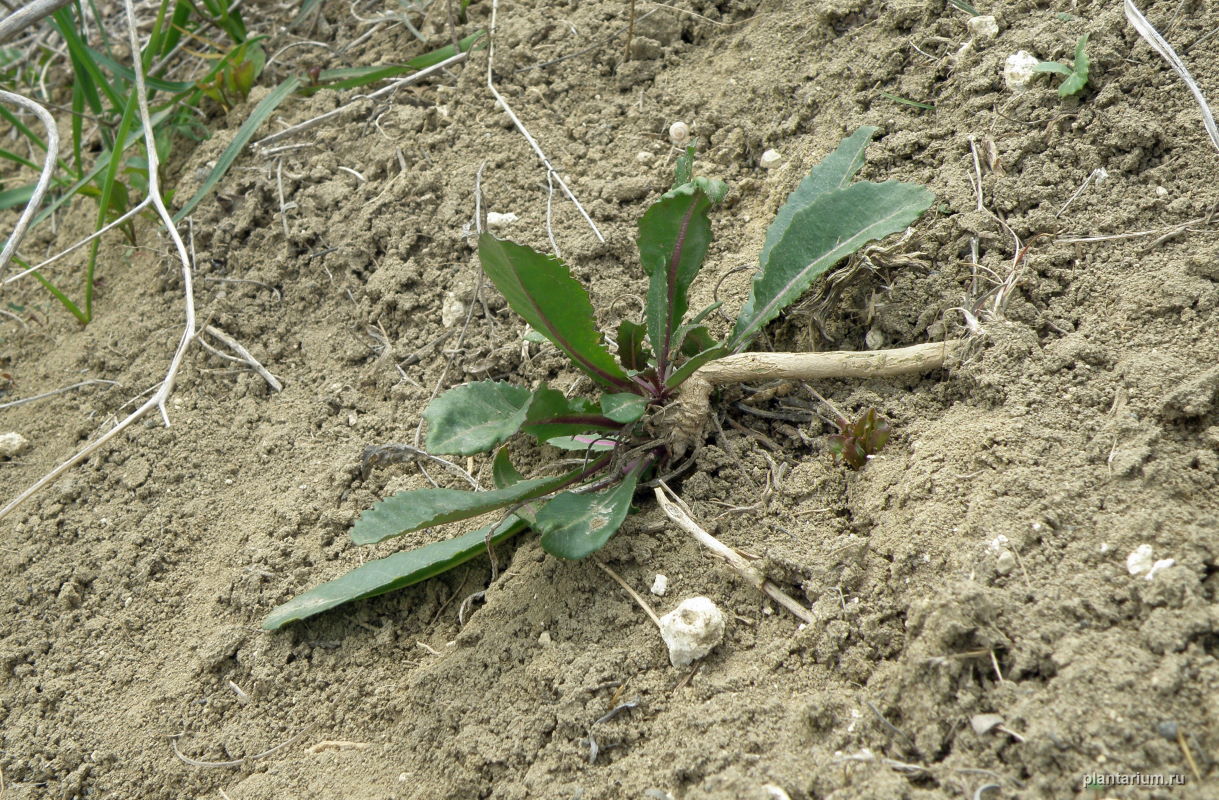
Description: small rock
xmin=441 ymin=291 xmax=467 ymax=328
xmin=605 ymin=176 xmax=652 ymax=203
xmin=759 ymin=149 xmax=782 ymax=169
xmin=1126 ymin=544 xmax=1154 ymax=576
xmin=659 ymin=596 xmax=725 ymax=667
xmin=1004 ymin=51 xmax=1041 ymax=92
xmin=486 ymin=211 xmax=518 ymax=228
xmin=538 ymin=631 xmax=552 ymax=647
xmin=636 ymin=151 xmax=654 ymax=164
xmin=967 ymin=15 xmax=999 ymax=39
xmin=971 ymin=713 xmax=1005 ymax=735
xmin=0 ymin=431 xmax=29 ymax=458
xmin=995 ymin=549 xmax=1016 ymax=575
xmin=650 ymin=574 xmax=669 ymax=596
xmin=864 ymin=327 xmax=885 ymax=350
xmin=629 ymin=36 xmax=663 ymax=60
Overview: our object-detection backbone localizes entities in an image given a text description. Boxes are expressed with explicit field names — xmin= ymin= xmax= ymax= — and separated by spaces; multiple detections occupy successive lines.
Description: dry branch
xmin=0 ymin=0 xmax=72 ymax=44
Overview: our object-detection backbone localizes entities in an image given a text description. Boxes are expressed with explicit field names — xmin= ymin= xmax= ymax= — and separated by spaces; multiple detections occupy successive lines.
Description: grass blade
xmin=173 ymin=75 xmax=300 ymax=221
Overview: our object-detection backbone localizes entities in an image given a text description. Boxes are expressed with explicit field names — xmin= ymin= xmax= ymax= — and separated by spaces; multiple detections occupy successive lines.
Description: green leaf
xmin=665 ymin=344 xmax=727 ymax=388
xmin=351 ymin=474 xmax=568 ymax=545
xmin=758 ymin=126 xmax=877 ymax=271
xmin=1032 ymin=61 xmax=1073 ymax=76
xmin=173 ymin=76 xmax=301 ymax=222
xmin=676 ymin=323 xmax=717 ymax=357
xmin=492 ymin=448 xmax=524 ymax=489
xmin=600 ymin=393 xmax=648 ymax=423
xmin=638 ymin=178 xmax=725 ymax=373
xmin=545 ymin=435 xmax=617 ymax=451
xmin=673 ymin=143 xmax=696 ymax=188
xmin=615 ymin=320 xmax=652 ymax=372
xmin=262 ymin=515 xmax=529 ymax=630
xmin=423 ymin=381 xmax=532 ymax=455
xmin=728 ymin=180 xmax=933 ymax=352
xmin=479 ymin=234 xmax=634 ymax=391
xmin=537 ymin=466 xmax=644 ymax=559
xmin=520 ymin=385 xmax=619 ymax=443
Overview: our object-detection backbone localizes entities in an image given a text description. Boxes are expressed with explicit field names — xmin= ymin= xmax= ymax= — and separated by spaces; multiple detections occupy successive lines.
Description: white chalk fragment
xmin=441 ymin=291 xmax=466 ymax=328
xmin=0 ymin=432 xmax=29 ymax=458
xmin=486 ymin=211 xmax=519 ymax=228
xmin=650 ymin=574 xmax=669 ymax=597
xmin=1126 ymin=544 xmax=1155 ymax=576
xmin=967 ymin=15 xmax=999 ymax=40
xmin=659 ymin=596 xmax=725 ymax=667
xmin=1004 ymin=51 xmax=1041 ymax=92
xmin=759 ymin=149 xmax=782 ymax=169
xmin=1146 ymin=558 xmax=1175 ymax=581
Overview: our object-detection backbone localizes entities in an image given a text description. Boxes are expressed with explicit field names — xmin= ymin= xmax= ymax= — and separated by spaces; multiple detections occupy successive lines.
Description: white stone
xmin=636 ymin=151 xmax=653 ymax=164
xmin=1126 ymin=544 xmax=1154 ymax=576
xmin=0 ymin=431 xmax=29 ymax=458
xmin=995 ymin=550 xmax=1016 ymax=575
xmin=1004 ymin=51 xmax=1041 ymax=92
xmin=441 ymin=291 xmax=466 ymax=328
xmin=486 ymin=211 xmax=519 ymax=228
xmin=650 ymin=574 xmax=669 ymax=596
xmin=1145 ymin=558 xmax=1175 ymax=581
xmin=759 ymin=149 xmax=782 ymax=169
xmin=865 ymin=327 xmax=885 ymax=350
xmin=659 ymin=596 xmax=725 ymax=667
xmin=967 ymin=15 xmax=999 ymax=39
xmin=668 ymin=121 xmax=690 ymax=146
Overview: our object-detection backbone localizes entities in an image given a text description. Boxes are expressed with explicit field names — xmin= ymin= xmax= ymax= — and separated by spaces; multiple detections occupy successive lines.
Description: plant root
xmin=654 ymin=483 xmax=814 ymax=625
xmin=669 ymin=339 xmax=965 ymax=459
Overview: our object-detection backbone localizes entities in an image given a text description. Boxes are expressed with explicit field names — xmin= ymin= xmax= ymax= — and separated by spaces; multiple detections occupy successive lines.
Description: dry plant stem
xmin=0 ymin=379 xmax=118 ymax=410
xmin=3 ymin=197 xmax=152 ymax=287
xmin=1126 ymin=0 xmax=1219 ymax=152
xmin=595 ymin=559 xmax=661 ymax=628
xmin=203 ymin=325 xmax=283 ymax=391
xmin=653 ymin=484 xmax=815 ymax=625
xmin=487 ymin=0 xmax=605 ymax=242
xmin=170 ymin=724 xmax=313 ymax=768
xmin=0 ymin=0 xmax=72 ymax=43
xmin=673 ymin=340 xmax=964 ymax=453
xmin=253 ymin=50 xmax=470 ymax=149
xmin=0 ymin=89 xmax=58 ymax=281
xmin=0 ymin=0 xmax=196 ymax=523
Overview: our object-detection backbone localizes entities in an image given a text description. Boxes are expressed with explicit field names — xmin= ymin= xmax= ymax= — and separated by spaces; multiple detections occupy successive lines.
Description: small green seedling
xmin=1034 ymin=34 xmax=1090 ymax=97
xmin=263 ymin=127 xmax=934 ymax=630
xmin=827 ymin=407 xmax=891 ymax=469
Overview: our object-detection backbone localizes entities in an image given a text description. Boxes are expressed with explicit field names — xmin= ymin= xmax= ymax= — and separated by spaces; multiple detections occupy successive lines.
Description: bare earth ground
xmin=3 ymin=0 xmax=1219 ymax=797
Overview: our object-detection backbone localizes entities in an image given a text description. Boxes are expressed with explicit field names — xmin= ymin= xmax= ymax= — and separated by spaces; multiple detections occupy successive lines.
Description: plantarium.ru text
xmin=263 ymin=127 xmax=941 ymax=630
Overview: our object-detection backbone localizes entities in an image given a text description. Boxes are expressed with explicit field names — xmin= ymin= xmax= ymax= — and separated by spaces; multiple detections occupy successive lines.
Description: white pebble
xmin=636 ymin=151 xmax=653 ymax=164
xmin=668 ymin=121 xmax=690 ymax=146
xmin=659 ymin=596 xmax=725 ymax=667
xmin=864 ymin=327 xmax=885 ymax=350
xmin=1126 ymin=544 xmax=1154 ymax=576
xmin=967 ymin=15 xmax=999 ymax=39
xmin=759 ymin=149 xmax=782 ymax=169
xmin=650 ymin=574 xmax=669 ymax=596
xmin=995 ymin=550 xmax=1016 ymax=575
xmin=441 ymin=291 xmax=466 ymax=328
xmin=1145 ymin=558 xmax=1175 ymax=581
xmin=0 ymin=431 xmax=29 ymax=458
xmin=486 ymin=211 xmax=518 ymax=228
xmin=1004 ymin=51 xmax=1041 ymax=92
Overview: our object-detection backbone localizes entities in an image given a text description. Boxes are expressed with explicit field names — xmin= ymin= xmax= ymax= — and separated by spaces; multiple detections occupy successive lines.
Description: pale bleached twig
xmin=654 ymin=482 xmax=814 ymax=624
xmin=0 ymin=0 xmax=73 ymax=43
xmin=0 ymin=89 xmax=59 ymax=282
xmin=253 ymin=50 xmax=470 ymax=150
xmin=0 ymin=379 xmax=119 ymax=411
xmin=0 ymin=0 xmax=197 ymax=522
xmin=595 ymin=559 xmax=661 ymax=628
xmin=170 ymin=724 xmax=313 ymax=768
xmin=488 ymin=0 xmax=605 ymax=242
xmin=202 ymin=325 xmax=284 ymax=392
xmin=1126 ymin=0 xmax=1219 ymax=152
xmin=3 ymin=196 xmax=152 ymax=287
